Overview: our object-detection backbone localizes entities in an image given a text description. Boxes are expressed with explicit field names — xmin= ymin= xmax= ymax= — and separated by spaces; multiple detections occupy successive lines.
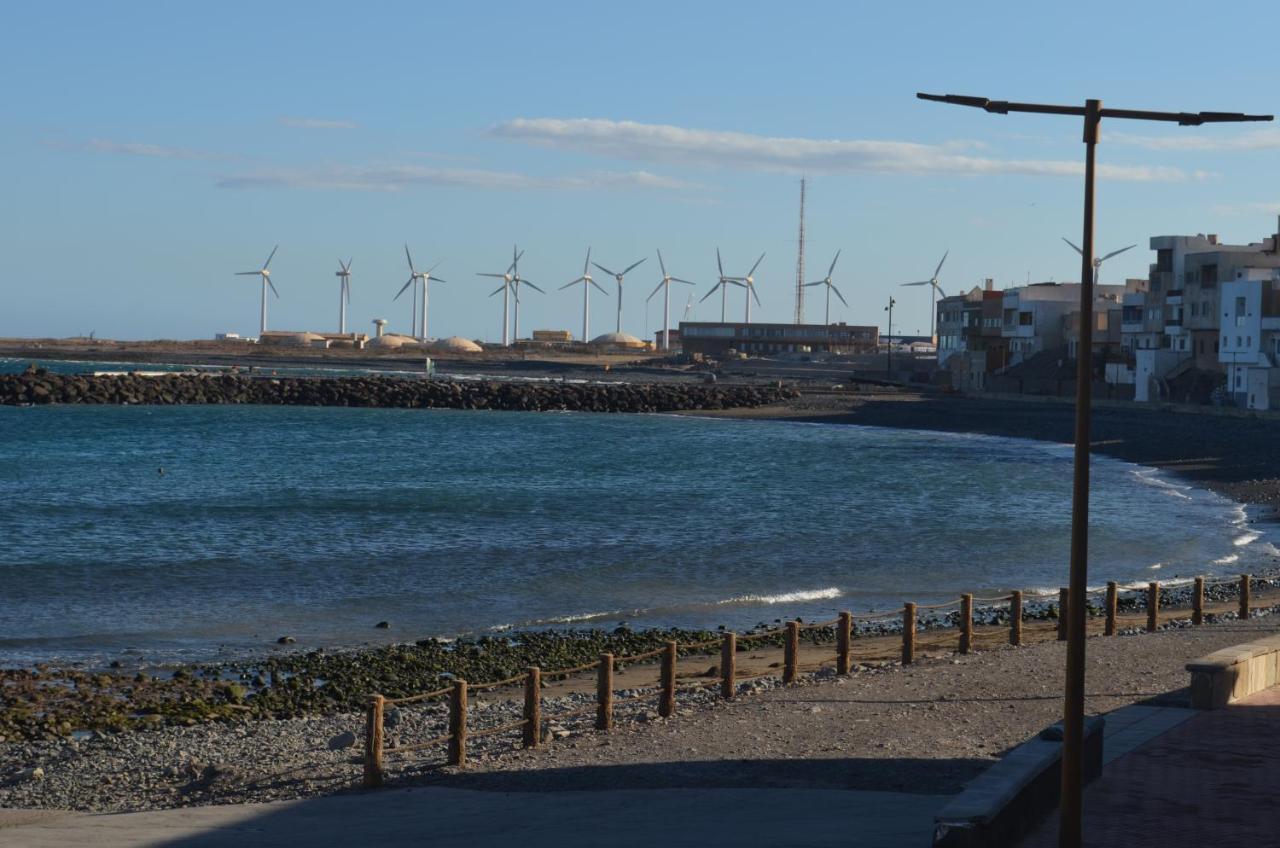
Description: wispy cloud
xmin=48 ymin=138 xmax=233 ymax=161
xmin=1209 ymin=201 xmax=1280 ymax=217
xmin=1108 ymin=128 xmax=1280 ymax=152
xmin=488 ymin=117 xmax=1191 ymax=182
xmin=278 ymin=116 xmax=359 ymax=130
xmin=216 ymin=164 xmax=698 ymax=192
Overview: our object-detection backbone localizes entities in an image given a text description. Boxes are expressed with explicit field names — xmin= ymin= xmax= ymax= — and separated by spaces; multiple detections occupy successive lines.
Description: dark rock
xmin=374 ymin=621 xmax=390 ymax=629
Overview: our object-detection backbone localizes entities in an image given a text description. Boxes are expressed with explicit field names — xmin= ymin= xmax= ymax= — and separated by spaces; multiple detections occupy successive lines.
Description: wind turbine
xmin=477 ymin=246 xmax=523 ymax=345
xmin=509 ymin=256 xmax=544 ymax=343
xmin=561 ymin=247 xmax=609 ymax=341
xmin=234 ymin=245 xmax=279 ymax=337
xmin=396 ymin=245 xmax=445 ymax=340
xmin=803 ymin=250 xmax=848 ymax=324
xmin=700 ymin=248 xmax=744 ymax=322
xmin=335 ymin=258 xmax=352 ymax=334
xmin=725 ymin=253 xmax=765 ymax=323
xmin=592 ymin=256 xmax=647 ymax=333
xmin=900 ymin=251 xmax=948 ymax=344
xmin=1063 ymin=237 xmax=1136 ymax=285
xmin=646 ymin=250 xmax=695 ymax=350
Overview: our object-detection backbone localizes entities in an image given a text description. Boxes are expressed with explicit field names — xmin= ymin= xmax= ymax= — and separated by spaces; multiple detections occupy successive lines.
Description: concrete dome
xmin=590 ymin=331 xmax=646 ymax=348
xmin=259 ymin=331 xmax=327 ymax=347
xmin=367 ymin=334 xmax=420 ymax=349
xmin=430 ymin=336 xmax=484 ymax=354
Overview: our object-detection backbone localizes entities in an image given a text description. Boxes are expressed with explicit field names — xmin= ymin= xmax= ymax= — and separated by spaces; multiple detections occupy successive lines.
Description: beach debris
xmin=327 ymin=731 xmax=357 ymax=750
xmin=276 ymin=636 xmax=295 ymax=645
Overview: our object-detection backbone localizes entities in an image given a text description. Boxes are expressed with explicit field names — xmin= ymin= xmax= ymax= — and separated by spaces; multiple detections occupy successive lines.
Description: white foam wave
xmin=1213 ymin=554 xmax=1240 ymax=565
xmin=717 ymin=587 xmax=843 ymax=606
xmin=1128 ymin=467 xmax=1192 ymax=500
xmin=1234 ymin=531 xmax=1262 ymax=547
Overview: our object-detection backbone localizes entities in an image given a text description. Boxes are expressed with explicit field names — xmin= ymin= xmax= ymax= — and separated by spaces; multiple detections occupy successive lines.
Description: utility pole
xmin=884 ymin=296 xmax=895 ymax=378
xmin=917 ymin=91 xmax=1270 ymax=848
xmin=795 ymin=177 xmax=806 ymax=325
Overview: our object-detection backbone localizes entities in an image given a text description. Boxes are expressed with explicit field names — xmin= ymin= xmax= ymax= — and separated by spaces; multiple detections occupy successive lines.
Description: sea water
xmin=0 ymin=404 xmax=1272 ymax=665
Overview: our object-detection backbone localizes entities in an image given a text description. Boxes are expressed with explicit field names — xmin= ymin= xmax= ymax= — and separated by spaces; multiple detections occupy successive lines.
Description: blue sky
xmin=4 ymin=0 xmax=1279 ymax=341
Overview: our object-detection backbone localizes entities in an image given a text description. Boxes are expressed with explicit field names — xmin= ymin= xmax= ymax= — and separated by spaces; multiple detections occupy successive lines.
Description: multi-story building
xmin=678 ymin=321 xmax=879 ymax=357
xmin=1220 ymin=267 xmax=1280 ymax=409
xmin=1001 ymin=282 xmax=1126 ymax=365
xmin=936 ymin=280 xmax=1008 ymax=390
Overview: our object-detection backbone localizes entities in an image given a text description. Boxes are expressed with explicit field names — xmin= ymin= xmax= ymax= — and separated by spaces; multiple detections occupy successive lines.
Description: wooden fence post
xmin=959 ymin=594 xmax=974 ymax=655
xmin=596 ymin=654 xmax=613 ymax=731
xmin=1240 ymin=574 xmax=1251 ymax=620
xmin=447 ymin=679 xmax=468 ymax=767
xmin=522 ymin=667 xmax=540 ymax=748
xmin=720 ymin=633 xmax=736 ymax=700
xmin=1146 ymin=582 xmax=1160 ymax=633
xmin=784 ymin=621 xmax=800 ymax=684
xmin=659 ymin=641 xmax=677 ymax=718
xmin=1192 ymin=577 xmax=1205 ymax=626
xmin=1057 ymin=587 xmax=1069 ymax=641
xmin=1105 ymin=582 xmax=1118 ymax=636
xmin=1010 ymin=591 xmax=1023 ymax=647
xmin=363 ymin=694 xmax=385 ymax=788
xmin=902 ymin=603 xmax=916 ymax=665
xmin=836 ymin=612 xmax=852 ymax=675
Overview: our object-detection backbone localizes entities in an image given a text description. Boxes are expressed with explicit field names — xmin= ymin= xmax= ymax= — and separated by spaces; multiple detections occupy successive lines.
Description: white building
xmin=1001 ymin=282 xmax=1124 ymax=366
xmin=1220 ymin=267 xmax=1280 ymax=410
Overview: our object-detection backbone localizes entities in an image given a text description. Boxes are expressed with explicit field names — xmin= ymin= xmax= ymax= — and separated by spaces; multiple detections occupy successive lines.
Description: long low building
xmin=679 ymin=321 xmax=879 ymax=356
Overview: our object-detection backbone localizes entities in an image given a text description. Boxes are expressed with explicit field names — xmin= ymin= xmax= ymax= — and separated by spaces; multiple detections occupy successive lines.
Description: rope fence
xmin=360 ymin=571 xmax=1274 ymax=787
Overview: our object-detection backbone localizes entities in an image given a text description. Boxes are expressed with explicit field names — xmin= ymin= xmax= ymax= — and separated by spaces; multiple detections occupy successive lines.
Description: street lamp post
xmin=884 ymin=296 xmax=896 ymax=378
xmin=916 ymin=91 xmax=1270 ymax=848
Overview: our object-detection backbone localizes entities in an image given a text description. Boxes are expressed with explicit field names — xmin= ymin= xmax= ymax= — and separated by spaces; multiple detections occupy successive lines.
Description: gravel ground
xmin=4 ymin=615 xmax=1277 ymax=813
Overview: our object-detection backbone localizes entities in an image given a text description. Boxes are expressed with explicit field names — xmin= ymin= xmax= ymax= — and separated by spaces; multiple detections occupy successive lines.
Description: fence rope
xmin=385 ymin=686 xmax=453 ymax=706
xmin=915 ymin=599 xmax=962 ymax=610
xmin=610 ymin=693 xmax=656 ymax=707
xmin=469 ymin=673 xmax=529 ymax=692
xmin=383 ymin=733 xmax=452 ymax=756
xmin=542 ymin=702 xmax=602 ymax=723
xmin=678 ymin=636 xmax=725 ymax=651
xmin=541 ymin=659 xmax=601 ymax=678
xmin=971 ymin=594 xmax=1014 ymax=603
xmin=467 ymin=718 xmax=529 ymax=739
xmin=615 ymin=645 xmax=668 ymax=663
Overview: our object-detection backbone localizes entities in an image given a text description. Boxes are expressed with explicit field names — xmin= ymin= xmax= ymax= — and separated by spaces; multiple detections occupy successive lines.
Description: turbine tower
xmin=700 ymin=247 xmax=744 ymax=322
xmin=509 ymin=256 xmax=544 ymax=342
xmin=335 ymin=258 xmax=352 ymax=334
xmin=900 ymin=251 xmax=949 ymax=344
xmin=396 ymin=245 xmax=445 ymax=340
xmin=803 ymin=250 xmax=848 ymax=325
xmin=795 ymin=177 xmax=806 ymax=324
xmin=592 ymin=256 xmax=647 ymax=333
xmin=561 ymin=247 xmax=609 ymax=341
xmin=646 ymin=249 xmax=695 ymax=350
xmin=477 ymin=246 xmax=523 ymax=345
xmin=1062 ymin=237 xmax=1136 ymax=285
xmin=234 ymin=245 xmax=279 ymax=337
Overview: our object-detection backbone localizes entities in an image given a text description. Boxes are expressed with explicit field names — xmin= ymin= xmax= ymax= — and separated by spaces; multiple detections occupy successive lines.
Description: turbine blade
xmin=747 ymin=252 xmax=765 ymax=277
xmin=1062 ymin=236 xmax=1084 ymax=256
xmin=1100 ymin=244 xmax=1138 ymax=262
xmin=933 ymin=250 xmax=948 ymax=278
xmin=583 ymin=247 xmax=592 ymax=276
xmin=590 ymin=280 xmax=609 ymax=295
xmin=524 ymin=281 xmax=546 ymax=294
xmin=647 ymin=280 xmax=665 ymax=301
xmin=932 ymin=282 xmax=948 ymax=297
xmin=489 ymin=285 xmax=505 ymax=297
xmin=828 ymin=249 xmax=841 ymax=276
xmin=657 ymin=249 xmax=667 ymax=278
xmin=268 ymin=278 xmax=280 ymax=298
xmin=592 ymin=262 xmax=616 ymax=277
xmin=560 ymin=279 xmax=583 ymax=290
xmin=716 ymin=247 xmax=724 ymax=277
xmin=431 ymin=276 xmax=447 ymax=284
xmin=699 ymin=284 xmax=720 ymax=303
xmin=404 ymin=244 xmax=415 ymax=272
xmin=477 ymin=273 xmax=505 ymax=278
xmin=804 ymin=281 xmax=825 ymax=287
xmin=832 ymin=286 xmax=849 ymax=307
xmin=426 ymin=259 xmax=444 ymax=274
xmin=263 ymin=244 xmax=278 ymax=269
xmin=672 ymin=278 xmax=696 ymax=285
xmin=346 ymin=257 xmax=353 ymax=272
xmin=901 ymin=281 xmax=931 ymax=287
xmin=751 ymin=284 xmax=761 ymax=306
xmin=394 ymin=278 xmax=414 ymax=300
xmin=621 ymin=257 xmax=647 ymax=275
xmin=234 ymin=271 xmax=259 ymax=275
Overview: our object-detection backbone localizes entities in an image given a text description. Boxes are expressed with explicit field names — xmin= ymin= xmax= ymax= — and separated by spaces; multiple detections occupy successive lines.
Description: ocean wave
xmin=1128 ymin=467 xmax=1192 ymax=500
xmin=1213 ymin=554 xmax=1240 ymax=565
xmin=716 ymin=587 xmax=843 ymax=606
xmin=1234 ymin=531 xmax=1262 ymax=547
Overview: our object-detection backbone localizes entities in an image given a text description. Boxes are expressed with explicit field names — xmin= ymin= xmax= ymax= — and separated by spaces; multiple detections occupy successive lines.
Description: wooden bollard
xmin=1240 ymin=574 xmax=1251 ymax=621
xmin=1192 ymin=577 xmax=1205 ymax=626
xmin=902 ymin=603 xmax=916 ymax=665
xmin=363 ymin=694 xmax=385 ymax=788
xmin=783 ymin=621 xmax=800 ymax=684
xmin=447 ymin=679 xmax=468 ymax=767
xmin=1057 ymin=588 xmax=1069 ymax=641
xmin=596 ymin=654 xmax=613 ymax=731
xmin=836 ymin=612 xmax=852 ymax=675
xmin=522 ymin=667 xmax=540 ymax=748
xmin=1146 ymin=582 xmax=1160 ymax=632
xmin=959 ymin=594 xmax=974 ymax=655
xmin=659 ymin=641 xmax=677 ymax=718
xmin=720 ymin=633 xmax=736 ymax=700
xmin=1010 ymin=591 xmax=1023 ymax=647
xmin=1104 ymin=582 xmax=1118 ymax=636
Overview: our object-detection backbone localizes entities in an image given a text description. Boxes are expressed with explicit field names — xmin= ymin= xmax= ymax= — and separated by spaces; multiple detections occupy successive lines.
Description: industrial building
xmin=678 ymin=321 xmax=879 ymax=357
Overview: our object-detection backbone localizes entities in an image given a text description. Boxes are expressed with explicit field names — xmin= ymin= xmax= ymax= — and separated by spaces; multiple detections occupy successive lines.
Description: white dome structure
xmin=367 ymin=333 xmax=421 ymax=349
xmin=590 ymin=331 xmax=647 ymax=349
xmin=259 ymin=331 xmax=327 ymax=347
xmin=429 ymin=336 xmax=484 ymax=354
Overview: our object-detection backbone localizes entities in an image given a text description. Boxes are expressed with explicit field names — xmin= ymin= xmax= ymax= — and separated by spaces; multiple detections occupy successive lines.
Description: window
xmin=1156 ymin=249 xmax=1173 ymax=272
xmin=1019 ymin=312 xmax=1033 ymax=326
xmin=1202 ymin=264 xmax=1218 ymax=287
xmin=1236 ymin=296 xmax=1247 ymax=318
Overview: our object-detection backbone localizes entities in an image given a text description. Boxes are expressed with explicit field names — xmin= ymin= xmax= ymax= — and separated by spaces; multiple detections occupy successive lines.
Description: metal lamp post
xmin=884 ymin=296 xmax=896 ymax=378
xmin=916 ymin=92 xmax=1271 ymax=847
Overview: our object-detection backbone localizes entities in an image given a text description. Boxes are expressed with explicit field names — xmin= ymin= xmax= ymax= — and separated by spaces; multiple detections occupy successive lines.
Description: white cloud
xmin=1108 ymin=128 xmax=1280 ymax=152
xmin=488 ymin=117 xmax=1188 ymax=182
xmin=50 ymin=138 xmax=232 ymax=161
xmin=279 ymin=116 xmax=359 ymax=130
xmin=1209 ymin=201 xmax=1280 ymax=217
xmin=216 ymin=164 xmax=697 ymax=192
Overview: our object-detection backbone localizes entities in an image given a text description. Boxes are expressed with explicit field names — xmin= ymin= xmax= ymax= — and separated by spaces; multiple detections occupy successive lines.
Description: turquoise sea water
xmin=0 ymin=403 xmax=1272 ymax=666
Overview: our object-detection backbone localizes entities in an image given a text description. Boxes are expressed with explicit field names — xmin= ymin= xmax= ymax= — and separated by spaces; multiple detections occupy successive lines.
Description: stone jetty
xmin=0 ymin=370 xmax=798 ymax=413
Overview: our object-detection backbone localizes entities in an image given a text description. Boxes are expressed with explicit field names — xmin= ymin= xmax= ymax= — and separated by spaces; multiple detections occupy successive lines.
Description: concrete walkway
xmin=0 ymin=786 xmax=946 ymax=848
xmin=1020 ymin=687 xmax=1280 ymax=847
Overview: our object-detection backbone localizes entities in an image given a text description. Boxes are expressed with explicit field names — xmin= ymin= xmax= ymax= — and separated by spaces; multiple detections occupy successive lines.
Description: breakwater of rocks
xmin=0 ymin=370 xmax=798 ymax=412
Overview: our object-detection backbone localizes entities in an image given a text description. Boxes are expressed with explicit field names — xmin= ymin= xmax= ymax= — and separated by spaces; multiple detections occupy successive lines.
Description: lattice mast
xmin=794 ymin=177 xmax=806 ymax=324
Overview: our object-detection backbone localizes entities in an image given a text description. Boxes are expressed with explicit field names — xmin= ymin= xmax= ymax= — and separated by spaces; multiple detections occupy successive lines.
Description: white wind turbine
xmin=803 ymin=250 xmax=848 ymax=325
xmin=1062 ymin=237 xmax=1136 ymax=285
xmin=477 ymin=246 xmax=523 ymax=345
xmin=725 ymin=252 xmax=765 ymax=323
xmin=560 ymin=247 xmax=609 ymax=342
xmin=900 ymin=251 xmax=949 ymax=344
xmin=335 ymin=258 xmax=352 ymax=334
xmin=395 ymin=245 xmax=445 ymax=340
xmin=645 ymin=250 xmax=696 ymax=350
xmin=234 ymin=245 xmax=279 ymax=337
xmin=592 ymin=256 xmax=647 ymax=333
xmin=700 ymin=248 xmax=745 ymax=322
xmin=509 ymin=254 xmax=544 ymax=343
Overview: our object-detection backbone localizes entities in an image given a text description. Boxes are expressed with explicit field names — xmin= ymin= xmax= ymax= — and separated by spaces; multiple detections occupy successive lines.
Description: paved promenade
xmin=1021 ymin=686 xmax=1280 ymax=847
